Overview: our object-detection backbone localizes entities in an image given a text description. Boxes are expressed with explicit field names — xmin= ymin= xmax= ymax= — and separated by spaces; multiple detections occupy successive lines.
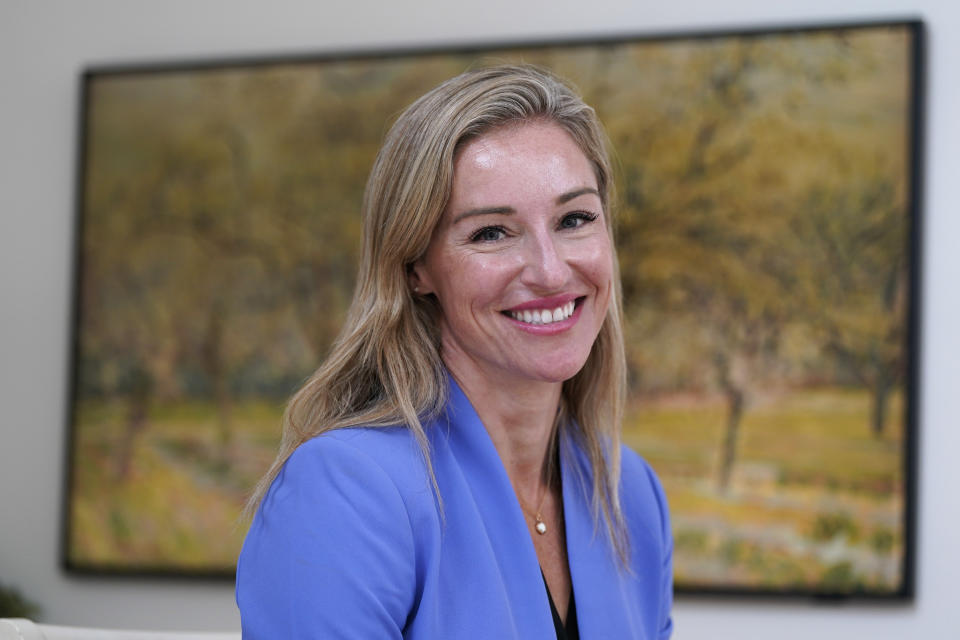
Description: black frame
xmin=62 ymin=18 xmax=924 ymax=601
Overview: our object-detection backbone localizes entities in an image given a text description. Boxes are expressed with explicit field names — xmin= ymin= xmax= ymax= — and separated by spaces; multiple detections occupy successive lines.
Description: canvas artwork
xmin=65 ymin=20 xmax=922 ymax=597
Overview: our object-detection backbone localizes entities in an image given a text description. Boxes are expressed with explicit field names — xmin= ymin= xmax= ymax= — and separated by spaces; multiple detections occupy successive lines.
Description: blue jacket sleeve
xmin=622 ymin=446 xmax=674 ymax=639
xmin=648 ymin=462 xmax=674 ymax=640
xmin=236 ymin=435 xmax=417 ymax=639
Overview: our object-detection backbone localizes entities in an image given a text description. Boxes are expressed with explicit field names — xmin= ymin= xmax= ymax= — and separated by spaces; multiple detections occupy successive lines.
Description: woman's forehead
xmin=450 ymin=124 xmax=593 ymax=199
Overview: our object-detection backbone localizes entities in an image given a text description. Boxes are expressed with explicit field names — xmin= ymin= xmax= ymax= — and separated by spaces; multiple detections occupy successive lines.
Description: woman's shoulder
xmin=619 ymin=445 xmax=667 ymax=500
xmin=618 ymin=444 xmax=671 ymax=544
xmin=276 ymin=426 xmax=435 ymax=510
xmin=239 ymin=426 xmax=435 ymax=637
xmin=292 ymin=425 xmax=428 ymax=469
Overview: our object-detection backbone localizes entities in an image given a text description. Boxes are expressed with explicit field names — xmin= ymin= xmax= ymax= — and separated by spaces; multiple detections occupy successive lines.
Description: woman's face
xmin=411 ymin=120 xmax=613 ymax=388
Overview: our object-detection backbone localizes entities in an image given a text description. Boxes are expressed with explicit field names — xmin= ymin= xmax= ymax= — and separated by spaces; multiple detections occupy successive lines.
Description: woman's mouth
xmin=503 ymin=298 xmax=581 ymax=326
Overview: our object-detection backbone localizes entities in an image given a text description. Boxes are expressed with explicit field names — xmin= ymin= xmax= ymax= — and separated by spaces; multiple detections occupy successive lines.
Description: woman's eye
xmin=470 ymin=226 xmax=507 ymax=243
xmin=559 ymin=211 xmax=598 ymax=230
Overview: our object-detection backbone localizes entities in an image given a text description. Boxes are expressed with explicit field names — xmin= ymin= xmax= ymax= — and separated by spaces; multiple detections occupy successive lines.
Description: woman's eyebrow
xmin=452 ymin=206 xmax=515 ymax=224
xmin=451 ymin=187 xmax=599 ymax=224
xmin=556 ymin=187 xmax=601 ymax=205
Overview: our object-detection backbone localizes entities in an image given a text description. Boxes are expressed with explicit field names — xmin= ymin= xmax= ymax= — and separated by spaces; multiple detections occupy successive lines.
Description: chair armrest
xmin=0 ymin=619 xmax=45 ymax=640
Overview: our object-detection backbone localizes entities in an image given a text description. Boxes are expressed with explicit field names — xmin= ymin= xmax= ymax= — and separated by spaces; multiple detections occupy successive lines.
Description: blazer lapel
xmin=443 ymin=377 xmax=557 ymax=639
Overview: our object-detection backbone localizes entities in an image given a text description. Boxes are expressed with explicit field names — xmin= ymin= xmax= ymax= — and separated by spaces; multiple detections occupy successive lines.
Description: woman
xmin=237 ymin=64 xmax=673 ymax=639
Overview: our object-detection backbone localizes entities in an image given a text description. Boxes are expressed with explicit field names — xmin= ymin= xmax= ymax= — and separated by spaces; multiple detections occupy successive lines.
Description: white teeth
xmin=509 ymin=300 xmax=577 ymax=325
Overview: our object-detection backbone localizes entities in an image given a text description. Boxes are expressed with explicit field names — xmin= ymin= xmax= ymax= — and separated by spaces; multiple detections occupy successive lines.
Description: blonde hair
xmin=247 ymin=63 xmax=629 ymax=559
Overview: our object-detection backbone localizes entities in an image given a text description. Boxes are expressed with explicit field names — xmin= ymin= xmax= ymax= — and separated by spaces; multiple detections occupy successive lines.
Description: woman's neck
xmin=445 ymin=357 xmax=562 ymax=497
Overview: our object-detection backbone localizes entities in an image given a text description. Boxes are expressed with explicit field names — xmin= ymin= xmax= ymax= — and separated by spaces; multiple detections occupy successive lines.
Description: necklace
xmin=516 ymin=484 xmax=549 ymax=535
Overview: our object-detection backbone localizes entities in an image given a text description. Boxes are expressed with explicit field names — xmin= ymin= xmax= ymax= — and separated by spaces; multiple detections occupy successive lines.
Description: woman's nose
xmin=520 ymin=231 xmax=569 ymax=291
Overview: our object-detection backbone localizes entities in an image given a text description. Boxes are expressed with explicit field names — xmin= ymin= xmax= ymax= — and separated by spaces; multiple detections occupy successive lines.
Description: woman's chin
xmin=516 ymin=357 xmax=591 ymax=386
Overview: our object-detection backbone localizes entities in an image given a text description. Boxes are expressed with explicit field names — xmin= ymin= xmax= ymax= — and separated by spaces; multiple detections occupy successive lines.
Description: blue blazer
xmin=237 ymin=378 xmax=673 ymax=639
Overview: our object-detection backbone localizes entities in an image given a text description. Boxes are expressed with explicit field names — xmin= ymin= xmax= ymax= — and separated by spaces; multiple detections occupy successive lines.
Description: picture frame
xmin=64 ymin=18 xmax=923 ymax=599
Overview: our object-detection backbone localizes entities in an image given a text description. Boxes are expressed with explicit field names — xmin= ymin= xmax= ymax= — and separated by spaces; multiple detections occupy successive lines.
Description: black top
xmin=542 ymin=571 xmax=579 ymax=640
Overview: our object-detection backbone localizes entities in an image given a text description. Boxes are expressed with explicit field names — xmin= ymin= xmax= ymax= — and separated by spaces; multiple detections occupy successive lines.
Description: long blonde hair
xmin=247 ymin=63 xmax=629 ymax=558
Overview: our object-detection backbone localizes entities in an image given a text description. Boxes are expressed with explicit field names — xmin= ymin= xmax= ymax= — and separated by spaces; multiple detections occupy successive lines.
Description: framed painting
xmin=64 ymin=19 xmax=923 ymax=598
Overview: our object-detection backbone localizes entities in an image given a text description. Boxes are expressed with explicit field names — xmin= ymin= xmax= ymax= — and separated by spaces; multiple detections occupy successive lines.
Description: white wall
xmin=1 ymin=0 xmax=957 ymax=636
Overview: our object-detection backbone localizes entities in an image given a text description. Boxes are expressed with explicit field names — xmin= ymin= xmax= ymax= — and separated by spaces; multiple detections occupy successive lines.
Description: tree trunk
xmin=718 ymin=386 xmax=745 ymax=493
xmin=871 ymin=373 xmax=892 ymax=438
xmin=714 ymin=352 xmax=745 ymax=493
xmin=115 ymin=366 xmax=152 ymax=480
xmin=201 ymin=303 xmax=233 ymax=468
xmin=213 ymin=365 xmax=233 ymax=460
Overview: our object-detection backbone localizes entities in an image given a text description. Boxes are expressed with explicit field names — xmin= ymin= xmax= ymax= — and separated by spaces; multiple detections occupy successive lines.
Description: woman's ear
xmin=407 ymin=260 xmax=434 ymax=296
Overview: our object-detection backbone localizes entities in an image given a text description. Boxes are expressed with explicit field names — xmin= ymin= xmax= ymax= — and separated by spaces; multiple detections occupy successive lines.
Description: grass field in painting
xmin=69 ymin=387 xmax=904 ymax=591
xmin=68 ymin=399 xmax=281 ymax=572
xmin=623 ymin=387 xmax=904 ymax=593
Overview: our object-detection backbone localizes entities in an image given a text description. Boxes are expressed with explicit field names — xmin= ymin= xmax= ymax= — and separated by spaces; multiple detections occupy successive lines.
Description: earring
xmin=413 ymin=286 xmax=420 ymax=294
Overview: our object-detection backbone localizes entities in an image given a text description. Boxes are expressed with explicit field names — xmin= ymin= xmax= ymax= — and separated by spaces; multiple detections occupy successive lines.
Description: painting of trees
xmin=66 ymin=22 xmax=918 ymax=594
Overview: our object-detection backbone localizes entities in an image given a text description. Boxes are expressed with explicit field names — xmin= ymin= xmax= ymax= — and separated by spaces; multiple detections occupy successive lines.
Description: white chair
xmin=0 ymin=619 xmax=239 ymax=640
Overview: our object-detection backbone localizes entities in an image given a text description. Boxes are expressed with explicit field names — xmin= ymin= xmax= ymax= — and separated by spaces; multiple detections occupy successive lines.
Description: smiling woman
xmin=236 ymin=65 xmax=673 ymax=639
